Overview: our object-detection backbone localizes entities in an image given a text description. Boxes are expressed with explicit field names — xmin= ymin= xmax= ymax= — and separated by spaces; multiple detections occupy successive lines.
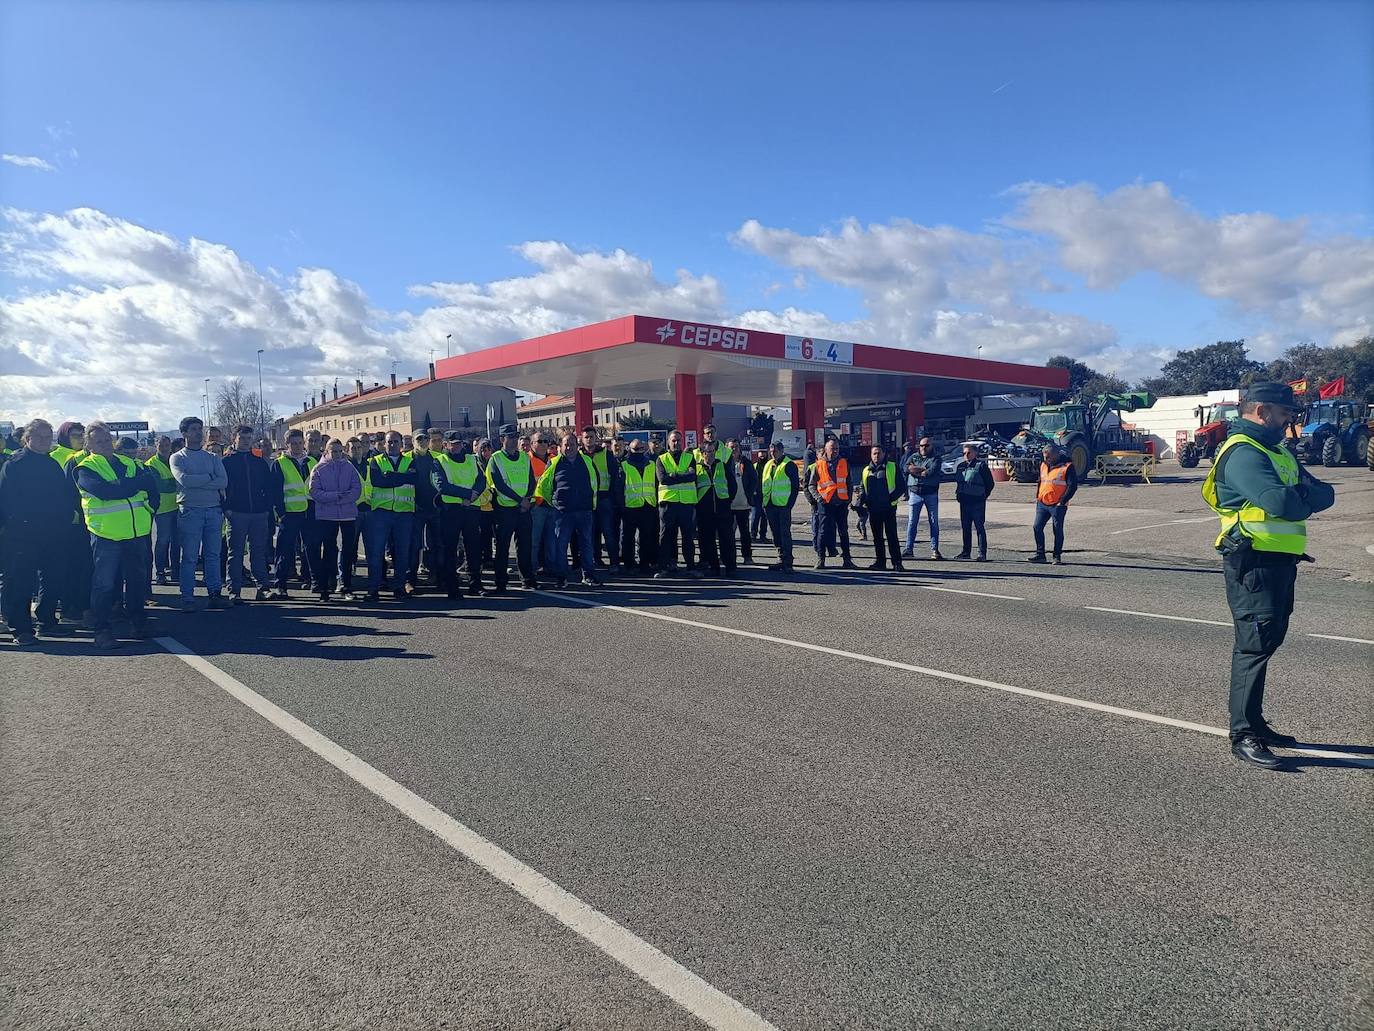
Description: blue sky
xmin=2 ymin=0 xmax=1371 ymax=422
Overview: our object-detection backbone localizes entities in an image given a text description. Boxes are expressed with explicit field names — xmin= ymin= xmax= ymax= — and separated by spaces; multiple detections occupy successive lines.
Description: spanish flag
xmin=1288 ymin=378 xmax=1309 ymax=395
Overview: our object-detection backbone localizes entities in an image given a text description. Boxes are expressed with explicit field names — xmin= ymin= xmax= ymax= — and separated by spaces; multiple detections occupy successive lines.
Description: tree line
xmin=1047 ymin=336 xmax=1374 ymax=402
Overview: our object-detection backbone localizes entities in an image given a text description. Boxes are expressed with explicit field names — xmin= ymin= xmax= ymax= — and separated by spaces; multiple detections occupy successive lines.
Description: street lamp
xmin=256 ymin=348 xmax=265 ymax=436
xmin=204 ymin=377 xmax=210 ymax=427
xmin=445 ymin=334 xmax=453 ymax=430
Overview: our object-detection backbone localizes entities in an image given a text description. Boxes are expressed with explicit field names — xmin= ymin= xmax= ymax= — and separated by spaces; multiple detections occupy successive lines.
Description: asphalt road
xmin=3 ymin=483 xmax=1372 ymax=1030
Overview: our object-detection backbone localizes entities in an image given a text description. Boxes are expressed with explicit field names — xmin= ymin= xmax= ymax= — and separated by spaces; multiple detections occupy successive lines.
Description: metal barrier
xmin=1095 ymin=451 xmax=1157 ymax=483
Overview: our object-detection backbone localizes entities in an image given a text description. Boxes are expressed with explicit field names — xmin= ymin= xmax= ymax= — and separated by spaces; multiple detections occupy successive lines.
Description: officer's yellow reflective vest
xmin=621 ymin=459 xmax=656 ymax=508
xmin=487 ymin=449 xmax=533 ymax=507
xmin=277 ymin=454 xmax=317 ymax=514
xmin=762 ymin=458 xmax=794 ymax=507
xmin=51 ymin=444 xmax=76 ymax=469
xmin=76 ymin=453 xmax=154 ymax=541
xmin=861 ymin=461 xmax=898 ymax=498
xmin=692 ymin=442 xmax=730 ymax=501
xmin=657 ymin=451 xmax=697 ymax=505
xmin=434 ymin=453 xmax=479 ymax=504
xmin=1202 ymin=435 xmax=1306 ymax=555
xmin=144 ymin=455 xmax=179 ymax=515
xmin=368 ymin=453 xmax=415 ymax=512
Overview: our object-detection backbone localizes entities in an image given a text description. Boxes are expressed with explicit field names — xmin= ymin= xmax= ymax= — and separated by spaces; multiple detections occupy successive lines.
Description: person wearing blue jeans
xmin=903 ymin=436 xmax=943 ymax=560
xmin=363 ymin=431 xmax=418 ymax=600
xmin=1028 ymin=445 xmax=1078 ymax=565
xmin=169 ymin=416 xmax=230 ymax=611
xmin=537 ymin=432 xmax=603 ymax=587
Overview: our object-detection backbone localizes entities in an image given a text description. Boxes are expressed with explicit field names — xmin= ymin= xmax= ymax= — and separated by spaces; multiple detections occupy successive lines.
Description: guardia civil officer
xmin=1202 ymin=382 xmax=1334 ymax=769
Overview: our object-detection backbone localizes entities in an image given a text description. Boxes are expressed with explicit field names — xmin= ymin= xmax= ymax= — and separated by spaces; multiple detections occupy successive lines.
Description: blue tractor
xmin=1292 ymin=399 xmax=1371 ymax=467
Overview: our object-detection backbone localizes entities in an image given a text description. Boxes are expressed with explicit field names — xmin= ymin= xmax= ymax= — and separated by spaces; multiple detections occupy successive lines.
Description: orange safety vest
xmin=530 ymin=452 xmax=549 ymax=504
xmin=1038 ymin=461 xmax=1071 ymax=505
xmin=815 ymin=458 xmax=850 ymax=503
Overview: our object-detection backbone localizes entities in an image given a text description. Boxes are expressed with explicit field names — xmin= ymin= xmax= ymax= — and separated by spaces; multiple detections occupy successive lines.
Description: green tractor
xmin=1005 ymin=391 xmax=1157 ymax=481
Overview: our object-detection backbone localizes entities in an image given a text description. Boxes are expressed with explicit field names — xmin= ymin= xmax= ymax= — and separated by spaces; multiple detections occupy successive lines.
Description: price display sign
xmin=784 ymin=335 xmax=854 ymax=366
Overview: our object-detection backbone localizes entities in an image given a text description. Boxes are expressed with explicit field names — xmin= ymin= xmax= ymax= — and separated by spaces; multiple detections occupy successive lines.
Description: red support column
xmin=791 ymin=396 xmax=807 ymax=432
xmin=673 ymin=373 xmax=699 ymax=433
xmin=696 ymin=392 xmax=713 ymax=430
xmin=804 ymin=380 xmax=826 ymax=442
xmin=574 ymin=386 xmax=593 ymax=431
xmin=905 ymin=385 xmax=926 ymax=441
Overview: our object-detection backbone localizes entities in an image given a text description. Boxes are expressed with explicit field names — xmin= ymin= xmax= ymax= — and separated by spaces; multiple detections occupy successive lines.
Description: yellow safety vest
xmin=657 ymin=451 xmax=697 ymax=505
xmin=621 ymin=459 xmax=656 ymax=508
xmin=369 ymin=453 xmax=415 ymax=512
xmin=762 ymin=459 xmax=794 ymax=507
xmin=51 ymin=444 xmax=76 ymax=469
xmin=487 ymin=449 xmax=533 ymax=507
xmin=861 ymin=461 xmax=898 ymax=497
xmin=588 ymin=448 xmax=613 ymax=492
xmin=535 ymin=453 xmax=599 ymax=507
xmin=693 ymin=442 xmax=730 ymax=501
xmin=434 ymin=453 xmax=479 ymax=504
xmin=276 ymin=454 xmax=317 ymax=514
xmin=76 ymin=453 xmax=154 ymax=541
xmin=144 ymin=455 xmax=180 ymax=515
xmin=1202 ymin=435 xmax=1306 ymax=555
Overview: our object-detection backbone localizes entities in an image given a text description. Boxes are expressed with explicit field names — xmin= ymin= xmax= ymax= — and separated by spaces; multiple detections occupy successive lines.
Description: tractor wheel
xmin=1069 ymin=442 xmax=1091 ymax=480
xmin=1008 ymin=461 xmax=1032 ymax=483
xmin=1350 ymin=430 xmax=1370 ymax=467
xmin=1321 ymin=435 xmax=1342 ymax=467
xmin=1367 ymin=433 xmax=1374 ymax=472
xmin=1177 ymin=445 xmax=1200 ymax=469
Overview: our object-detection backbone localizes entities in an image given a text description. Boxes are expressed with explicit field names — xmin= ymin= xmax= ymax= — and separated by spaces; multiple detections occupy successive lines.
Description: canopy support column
xmin=905 ymin=385 xmax=925 ymax=440
xmin=804 ymin=381 xmax=826 ymax=441
xmin=574 ymin=387 xmax=593 ymax=431
xmin=673 ymin=373 xmax=699 ymax=434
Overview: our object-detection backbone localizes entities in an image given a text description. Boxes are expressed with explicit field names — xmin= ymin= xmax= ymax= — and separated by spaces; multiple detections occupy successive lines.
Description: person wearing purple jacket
xmin=308 ymin=438 xmax=363 ymax=602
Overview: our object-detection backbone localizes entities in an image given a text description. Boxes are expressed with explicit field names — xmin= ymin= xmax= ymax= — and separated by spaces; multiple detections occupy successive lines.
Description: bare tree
xmin=212 ymin=377 xmax=274 ymax=433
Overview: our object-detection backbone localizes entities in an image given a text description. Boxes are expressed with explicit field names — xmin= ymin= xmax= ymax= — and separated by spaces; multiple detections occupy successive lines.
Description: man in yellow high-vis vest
xmin=618 ymin=437 xmax=659 ymax=571
xmin=434 ymin=433 xmax=486 ymax=599
xmin=655 ymin=430 xmax=701 ymax=579
xmin=364 ymin=430 xmax=418 ymax=602
xmin=487 ymin=424 xmax=538 ymax=591
xmin=74 ymin=421 xmax=160 ymax=649
xmin=691 ymin=422 xmax=737 ymax=575
xmin=1203 ymin=382 xmax=1334 ymax=769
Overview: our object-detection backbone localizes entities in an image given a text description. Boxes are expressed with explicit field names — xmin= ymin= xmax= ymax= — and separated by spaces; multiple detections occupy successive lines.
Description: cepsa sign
xmin=653 ymin=320 xmax=749 ymax=352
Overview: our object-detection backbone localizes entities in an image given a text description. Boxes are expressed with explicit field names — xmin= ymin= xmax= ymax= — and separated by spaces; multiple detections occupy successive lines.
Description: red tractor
xmin=1176 ymin=401 xmax=1239 ymax=468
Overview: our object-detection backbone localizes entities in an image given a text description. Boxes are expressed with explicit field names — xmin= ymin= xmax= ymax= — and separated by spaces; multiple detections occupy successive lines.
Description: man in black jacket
xmin=406 ymin=431 xmax=441 ymax=591
xmin=223 ymin=424 xmax=274 ymax=602
xmin=0 ymin=419 xmax=82 ymax=644
xmin=860 ymin=444 xmax=905 ymax=571
xmin=727 ymin=439 xmax=760 ymax=568
xmin=953 ymin=443 xmax=995 ymax=561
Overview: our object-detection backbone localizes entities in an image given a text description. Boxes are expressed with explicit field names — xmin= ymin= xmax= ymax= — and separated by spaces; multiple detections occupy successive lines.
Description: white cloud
xmin=0 ymin=210 xmax=728 ymax=426
xmin=2 ymin=154 xmax=55 ymax=172
xmin=732 ymin=216 xmax=1115 ymax=364
xmin=1005 ymin=180 xmax=1374 ymax=355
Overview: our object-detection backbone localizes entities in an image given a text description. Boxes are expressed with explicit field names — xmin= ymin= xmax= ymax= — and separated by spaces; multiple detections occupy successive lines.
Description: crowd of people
xmin=0 ymin=414 xmax=1085 ymax=649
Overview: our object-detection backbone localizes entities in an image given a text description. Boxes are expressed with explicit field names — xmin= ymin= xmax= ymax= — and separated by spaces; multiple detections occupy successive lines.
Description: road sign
xmin=106 ymin=421 xmax=149 ymax=432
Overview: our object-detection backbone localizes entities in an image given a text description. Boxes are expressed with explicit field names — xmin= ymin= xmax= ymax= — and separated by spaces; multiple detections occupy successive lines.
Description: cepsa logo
xmin=655 ymin=321 xmax=749 ymax=352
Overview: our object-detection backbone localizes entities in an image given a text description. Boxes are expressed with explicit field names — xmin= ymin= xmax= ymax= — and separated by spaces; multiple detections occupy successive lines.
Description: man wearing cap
xmin=618 ymin=437 xmax=659 ymax=572
xmin=487 ymin=424 xmax=537 ymax=591
xmin=580 ymin=425 xmax=622 ymax=572
xmin=760 ymin=440 xmax=799 ymax=573
xmin=405 ymin=428 xmax=442 ymax=593
xmin=1203 ymin=381 xmax=1335 ymax=770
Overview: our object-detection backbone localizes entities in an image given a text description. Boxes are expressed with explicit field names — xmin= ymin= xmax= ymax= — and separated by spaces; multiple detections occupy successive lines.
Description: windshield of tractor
xmin=1031 ymin=407 xmax=1082 ymax=435
xmin=1206 ymin=403 xmax=1238 ymax=424
xmin=1306 ymin=401 xmax=1340 ymax=425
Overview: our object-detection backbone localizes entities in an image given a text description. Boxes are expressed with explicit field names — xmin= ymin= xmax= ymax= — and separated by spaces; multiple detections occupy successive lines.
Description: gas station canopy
xmin=435 ymin=314 xmax=1069 ymax=434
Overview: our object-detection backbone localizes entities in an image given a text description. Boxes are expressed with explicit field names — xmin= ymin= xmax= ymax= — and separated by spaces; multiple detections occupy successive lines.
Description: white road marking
xmin=533 ymin=595 xmax=1374 ymax=765
xmin=156 ymin=637 xmax=780 ymax=1031
xmin=1084 ymin=606 xmax=1231 ymax=627
xmin=800 ymin=567 xmax=1024 ymax=601
xmin=1307 ymin=633 xmax=1374 ymax=645
xmin=1109 ymin=516 xmax=1215 ymax=535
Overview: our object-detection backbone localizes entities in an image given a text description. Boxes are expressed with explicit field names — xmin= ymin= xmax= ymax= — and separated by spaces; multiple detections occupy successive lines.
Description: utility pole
xmin=256 ymin=348 xmax=265 ymax=436
xmin=204 ymin=377 xmax=211 ymax=427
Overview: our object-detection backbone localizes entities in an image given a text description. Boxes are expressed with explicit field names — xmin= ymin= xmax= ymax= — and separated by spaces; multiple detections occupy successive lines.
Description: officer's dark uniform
xmin=1204 ymin=382 xmax=1334 ymax=767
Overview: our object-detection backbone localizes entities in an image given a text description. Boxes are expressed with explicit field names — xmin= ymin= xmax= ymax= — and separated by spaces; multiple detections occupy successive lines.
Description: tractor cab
xmin=1028 ymin=404 xmax=1086 ymax=438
